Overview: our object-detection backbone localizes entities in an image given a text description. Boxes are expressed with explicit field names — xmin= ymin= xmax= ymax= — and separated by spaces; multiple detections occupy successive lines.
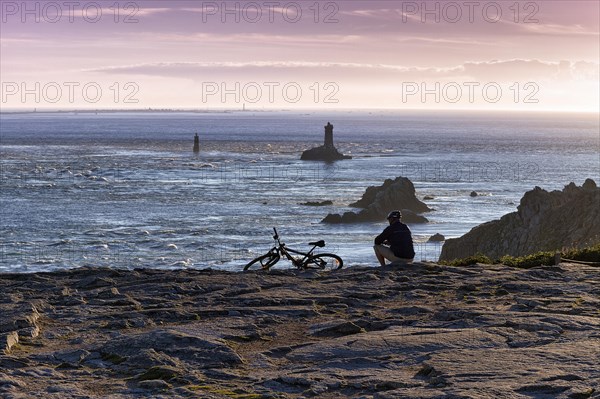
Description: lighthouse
xmin=324 ymin=122 xmax=334 ymax=148
xmin=300 ymin=122 xmax=351 ymax=161
xmin=193 ymin=133 xmax=200 ymax=153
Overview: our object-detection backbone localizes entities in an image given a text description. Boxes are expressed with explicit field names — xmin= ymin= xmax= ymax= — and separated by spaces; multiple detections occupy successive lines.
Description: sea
xmin=1 ymin=110 xmax=598 ymax=273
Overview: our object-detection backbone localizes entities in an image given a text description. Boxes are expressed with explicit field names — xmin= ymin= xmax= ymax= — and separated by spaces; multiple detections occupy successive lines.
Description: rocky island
xmin=301 ymin=123 xmax=351 ymax=161
xmin=2 ymin=261 xmax=599 ymax=399
xmin=322 ymin=177 xmax=431 ymax=224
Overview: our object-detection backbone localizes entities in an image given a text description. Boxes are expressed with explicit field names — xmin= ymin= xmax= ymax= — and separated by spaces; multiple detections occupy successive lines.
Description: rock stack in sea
xmin=301 ymin=122 xmax=351 ymax=161
xmin=322 ymin=176 xmax=432 ymax=223
xmin=440 ymin=179 xmax=600 ymax=261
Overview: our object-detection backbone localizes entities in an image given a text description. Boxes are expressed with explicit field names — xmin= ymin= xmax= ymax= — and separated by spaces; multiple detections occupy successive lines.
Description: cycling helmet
xmin=386 ymin=210 xmax=402 ymax=220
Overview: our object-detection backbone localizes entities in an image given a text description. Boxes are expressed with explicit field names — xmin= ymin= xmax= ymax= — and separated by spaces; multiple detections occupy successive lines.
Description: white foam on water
xmin=1 ymin=111 xmax=598 ymax=272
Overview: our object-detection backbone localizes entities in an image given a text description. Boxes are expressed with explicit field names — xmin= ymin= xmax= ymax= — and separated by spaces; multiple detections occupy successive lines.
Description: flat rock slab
xmin=1 ymin=262 xmax=599 ymax=398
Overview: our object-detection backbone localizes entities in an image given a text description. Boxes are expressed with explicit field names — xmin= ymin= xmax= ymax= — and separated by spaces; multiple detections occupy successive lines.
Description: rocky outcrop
xmin=1 ymin=301 xmax=42 ymax=355
xmin=301 ymin=145 xmax=351 ymax=161
xmin=440 ymin=179 xmax=600 ymax=261
xmin=1 ymin=263 xmax=599 ymax=398
xmin=428 ymin=233 xmax=446 ymax=242
xmin=322 ymin=176 xmax=431 ymax=223
xmin=300 ymin=200 xmax=333 ymax=206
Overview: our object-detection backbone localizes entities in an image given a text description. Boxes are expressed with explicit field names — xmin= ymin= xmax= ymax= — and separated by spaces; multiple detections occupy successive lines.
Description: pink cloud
xmin=87 ymin=59 xmax=599 ymax=84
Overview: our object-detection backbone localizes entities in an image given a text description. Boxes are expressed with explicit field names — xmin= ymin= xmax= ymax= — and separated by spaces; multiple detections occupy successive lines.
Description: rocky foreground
xmin=1 ymin=263 xmax=599 ymax=399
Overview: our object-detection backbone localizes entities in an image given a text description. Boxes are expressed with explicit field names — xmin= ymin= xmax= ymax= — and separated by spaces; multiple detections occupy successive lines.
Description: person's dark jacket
xmin=374 ymin=221 xmax=415 ymax=259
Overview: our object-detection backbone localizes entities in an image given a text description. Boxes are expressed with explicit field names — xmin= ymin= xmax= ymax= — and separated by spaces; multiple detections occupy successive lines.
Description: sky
xmin=0 ymin=0 xmax=599 ymax=111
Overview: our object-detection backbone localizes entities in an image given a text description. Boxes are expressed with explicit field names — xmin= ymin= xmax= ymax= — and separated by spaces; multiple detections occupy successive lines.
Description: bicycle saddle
xmin=309 ymin=240 xmax=325 ymax=247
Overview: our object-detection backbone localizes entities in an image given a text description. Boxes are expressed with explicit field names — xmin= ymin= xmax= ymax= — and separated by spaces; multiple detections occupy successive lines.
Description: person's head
xmin=386 ymin=210 xmax=402 ymax=225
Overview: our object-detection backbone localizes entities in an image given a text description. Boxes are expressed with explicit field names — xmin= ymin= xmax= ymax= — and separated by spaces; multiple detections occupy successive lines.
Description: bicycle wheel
xmin=304 ymin=253 xmax=343 ymax=270
xmin=244 ymin=253 xmax=280 ymax=271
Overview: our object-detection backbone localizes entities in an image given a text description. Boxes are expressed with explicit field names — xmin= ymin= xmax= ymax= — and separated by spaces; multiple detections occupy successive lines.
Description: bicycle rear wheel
xmin=304 ymin=253 xmax=343 ymax=270
xmin=244 ymin=253 xmax=280 ymax=271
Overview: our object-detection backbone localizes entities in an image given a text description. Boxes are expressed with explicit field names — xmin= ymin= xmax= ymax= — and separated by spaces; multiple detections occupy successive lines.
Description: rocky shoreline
xmin=1 ymin=263 xmax=599 ymax=398
xmin=440 ymin=179 xmax=600 ymax=261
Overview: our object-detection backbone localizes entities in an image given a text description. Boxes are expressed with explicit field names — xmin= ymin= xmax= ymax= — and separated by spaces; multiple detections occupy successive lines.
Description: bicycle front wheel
xmin=304 ymin=253 xmax=343 ymax=270
xmin=244 ymin=253 xmax=280 ymax=271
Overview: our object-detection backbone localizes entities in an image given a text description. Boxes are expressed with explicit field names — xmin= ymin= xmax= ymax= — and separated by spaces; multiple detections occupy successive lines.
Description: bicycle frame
xmin=271 ymin=228 xmax=319 ymax=267
xmin=244 ymin=228 xmax=343 ymax=271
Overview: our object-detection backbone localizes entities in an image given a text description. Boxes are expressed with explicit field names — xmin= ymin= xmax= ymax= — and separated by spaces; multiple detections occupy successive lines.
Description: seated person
xmin=374 ymin=210 xmax=415 ymax=266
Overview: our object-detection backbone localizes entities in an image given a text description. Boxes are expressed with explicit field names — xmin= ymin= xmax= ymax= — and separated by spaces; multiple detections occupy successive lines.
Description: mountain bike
xmin=244 ymin=228 xmax=343 ymax=271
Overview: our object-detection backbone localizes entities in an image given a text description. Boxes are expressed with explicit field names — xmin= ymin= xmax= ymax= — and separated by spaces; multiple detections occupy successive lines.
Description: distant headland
xmin=0 ymin=108 xmax=274 ymax=115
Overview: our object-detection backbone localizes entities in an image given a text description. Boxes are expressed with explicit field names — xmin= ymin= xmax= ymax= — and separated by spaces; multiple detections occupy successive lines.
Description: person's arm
xmin=374 ymin=226 xmax=391 ymax=245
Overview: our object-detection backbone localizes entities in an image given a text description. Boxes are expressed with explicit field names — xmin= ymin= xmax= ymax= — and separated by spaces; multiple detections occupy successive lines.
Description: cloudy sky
xmin=1 ymin=0 xmax=598 ymax=111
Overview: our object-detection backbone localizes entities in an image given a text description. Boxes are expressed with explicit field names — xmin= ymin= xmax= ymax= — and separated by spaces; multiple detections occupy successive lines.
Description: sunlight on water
xmin=1 ymin=111 xmax=598 ymax=272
